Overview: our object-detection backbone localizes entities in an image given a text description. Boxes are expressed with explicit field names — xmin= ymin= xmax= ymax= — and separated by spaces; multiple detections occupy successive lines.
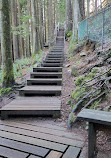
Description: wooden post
xmin=87 ymin=0 xmax=90 ymax=17
xmin=88 ymin=122 xmax=97 ymax=158
xmin=95 ymin=0 xmax=97 ymax=13
xmin=102 ymin=9 xmax=104 ymax=49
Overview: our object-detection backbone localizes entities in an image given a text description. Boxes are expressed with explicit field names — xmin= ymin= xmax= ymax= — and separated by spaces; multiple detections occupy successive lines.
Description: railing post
xmin=102 ymin=9 xmax=104 ymax=49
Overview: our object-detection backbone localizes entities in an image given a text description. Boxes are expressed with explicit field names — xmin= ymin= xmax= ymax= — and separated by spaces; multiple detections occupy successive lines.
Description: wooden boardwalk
xmin=0 ymin=29 xmax=85 ymax=158
xmin=0 ymin=119 xmax=85 ymax=158
xmin=1 ymin=29 xmax=65 ymax=119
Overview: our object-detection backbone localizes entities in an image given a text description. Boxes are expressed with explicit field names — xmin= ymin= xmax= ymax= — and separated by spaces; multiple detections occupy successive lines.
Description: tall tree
xmin=72 ymin=0 xmax=85 ymax=41
xmin=31 ymin=0 xmax=40 ymax=53
xmin=11 ymin=0 xmax=19 ymax=61
xmin=17 ymin=0 xmax=24 ymax=58
xmin=67 ymin=0 xmax=72 ymax=31
xmin=48 ymin=0 xmax=54 ymax=42
xmin=1 ymin=0 xmax=15 ymax=87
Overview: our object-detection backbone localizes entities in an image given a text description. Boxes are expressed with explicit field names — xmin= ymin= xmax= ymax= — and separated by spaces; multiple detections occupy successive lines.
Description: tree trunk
xmin=31 ymin=0 xmax=40 ymax=53
xmin=17 ymin=0 xmax=24 ymax=58
xmin=67 ymin=0 xmax=72 ymax=31
xmin=11 ymin=0 xmax=19 ymax=61
xmin=48 ymin=0 xmax=54 ymax=42
xmin=1 ymin=0 xmax=15 ymax=87
xmin=78 ymin=0 xmax=85 ymax=20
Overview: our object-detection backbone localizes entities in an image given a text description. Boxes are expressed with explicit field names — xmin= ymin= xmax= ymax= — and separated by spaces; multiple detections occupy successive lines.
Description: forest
xmin=0 ymin=0 xmax=111 ymax=158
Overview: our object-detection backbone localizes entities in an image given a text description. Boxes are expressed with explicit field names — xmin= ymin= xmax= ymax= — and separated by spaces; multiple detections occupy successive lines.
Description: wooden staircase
xmin=1 ymin=29 xmax=65 ymax=119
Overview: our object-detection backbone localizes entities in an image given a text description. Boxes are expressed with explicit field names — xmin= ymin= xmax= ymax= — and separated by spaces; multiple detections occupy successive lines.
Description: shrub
xmin=71 ymin=66 xmax=78 ymax=77
xmin=75 ymin=76 xmax=85 ymax=86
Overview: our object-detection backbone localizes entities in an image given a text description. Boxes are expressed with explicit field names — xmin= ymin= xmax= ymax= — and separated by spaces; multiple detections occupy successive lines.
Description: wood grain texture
xmin=63 ymin=146 xmax=81 ymax=158
xmin=77 ymin=109 xmax=111 ymax=126
xmin=46 ymin=151 xmax=62 ymax=158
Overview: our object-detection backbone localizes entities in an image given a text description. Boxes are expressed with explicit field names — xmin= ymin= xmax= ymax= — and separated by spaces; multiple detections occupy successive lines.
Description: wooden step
xmin=30 ymin=72 xmax=62 ymax=78
xmin=45 ymin=57 xmax=63 ymax=61
xmin=48 ymin=52 xmax=64 ymax=56
xmin=47 ymin=54 xmax=63 ymax=58
xmin=41 ymin=63 xmax=63 ymax=67
xmin=46 ymin=56 xmax=63 ymax=59
xmin=33 ymin=67 xmax=62 ymax=72
xmin=43 ymin=60 xmax=63 ymax=63
xmin=27 ymin=78 xmax=62 ymax=85
xmin=19 ymin=86 xmax=62 ymax=96
xmin=1 ymin=97 xmax=61 ymax=119
xmin=50 ymin=50 xmax=63 ymax=52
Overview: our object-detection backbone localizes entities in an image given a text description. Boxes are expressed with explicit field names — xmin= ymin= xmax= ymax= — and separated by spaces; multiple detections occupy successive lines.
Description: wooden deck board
xmin=46 ymin=151 xmax=62 ymax=158
xmin=0 ymin=145 xmax=28 ymax=158
xmin=0 ymin=123 xmax=84 ymax=148
xmin=0 ymin=130 xmax=67 ymax=152
xmin=63 ymin=146 xmax=81 ymax=158
xmin=0 ymin=137 xmax=49 ymax=157
xmin=0 ymin=120 xmax=84 ymax=142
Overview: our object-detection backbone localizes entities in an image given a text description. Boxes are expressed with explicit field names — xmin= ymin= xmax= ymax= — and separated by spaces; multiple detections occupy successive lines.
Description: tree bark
xmin=67 ymin=0 xmax=72 ymax=31
xmin=11 ymin=0 xmax=19 ymax=61
xmin=17 ymin=0 xmax=24 ymax=58
xmin=31 ymin=0 xmax=40 ymax=53
xmin=1 ymin=0 xmax=15 ymax=87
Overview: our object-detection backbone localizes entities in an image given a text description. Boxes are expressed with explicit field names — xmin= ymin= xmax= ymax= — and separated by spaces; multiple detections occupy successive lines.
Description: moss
xmin=0 ymin=87 xmax=12 ymax=96
xmin=71 ymin=66 xmax=78 ymax=77
xmin=91 ymin=67 xmax=99 ymax=74
xmin=87 ymin=73 xmax=95 ymax=80
xmin=71 ymin=87 xmax=86 ymax=101
xmin=75 ymin=76 xmax=86 ymax=86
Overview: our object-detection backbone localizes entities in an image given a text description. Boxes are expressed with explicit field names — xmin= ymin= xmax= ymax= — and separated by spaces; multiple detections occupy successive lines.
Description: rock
xmin=68 ymin=69 xmax=71 ymax=73
xmin=65 ymin=64 xmax=70 ymax=68
xmin=80 ymin=52 xmax=87 ymax=57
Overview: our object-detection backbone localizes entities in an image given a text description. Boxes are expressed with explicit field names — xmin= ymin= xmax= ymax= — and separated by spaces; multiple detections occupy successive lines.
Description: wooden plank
xmin=0 ymin=130 xmax=67 ymax=152
xmin=30 ymin=72 xmax=62 ymax=78
xmin=41 ymin=63 xmax=63 ymax=67
xmin=28 ymin=156 xmax=41 ymax=158
xmin=2 ymin=97 xmax=61 ymax=107
xmin=0 ymin=120 xmax=84 ymax=141
xmin=0 ymin=145 xmax=28 ymax=158
xmin=77 ymin=109 xmax=111 ymax=126
xmin=19 ymin=86 xmax=62 ymax=96
xmin=27 ymin=78 xmax=62 ymax=85
xmin=33 ymin=67 xmax=62 ymax=72
xmin=43 ymin=60 xmax=63 ymax=63
xmin=19 ymin=86 xmax=62 ymax=91
xmin=62 ymin=146 xmax=81 ymax=158
xmin=46 ymin=151 xmax=62 ymax=158
xmin=0 ymin=137 xmax=49 ymax=157
xmin=0 ymin=122 xmax=84 ymax=147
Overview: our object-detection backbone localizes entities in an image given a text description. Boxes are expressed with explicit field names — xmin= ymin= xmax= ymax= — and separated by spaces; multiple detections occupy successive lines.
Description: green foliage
xmin=71 ymin=65 xmax=78 ymax=77
xmin=57 ymin=0 xmax=66 ymax=23
xmin=0 ymin=87 xmax=12 ymax=96
xmin=13 ymin=51 xmax=45 ymax=79
xmin=91 ymin=67 xmax=99 ymax=74
xmin=86 ymin=73 xmax=95 ymax=80
xmin=75 ymin=76 xmax=86 ymax=86
xmin=71 ymin=87 xmax=86 ymax=102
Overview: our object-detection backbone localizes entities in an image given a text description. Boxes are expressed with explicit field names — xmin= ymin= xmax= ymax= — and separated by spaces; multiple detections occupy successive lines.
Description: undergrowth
xmin=0 ymin=51 xmax=45 ymax=86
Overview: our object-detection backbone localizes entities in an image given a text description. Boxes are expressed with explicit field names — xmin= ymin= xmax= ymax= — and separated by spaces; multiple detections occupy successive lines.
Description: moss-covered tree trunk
xmin=1 ymin=0 xmax=15 ymax=87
